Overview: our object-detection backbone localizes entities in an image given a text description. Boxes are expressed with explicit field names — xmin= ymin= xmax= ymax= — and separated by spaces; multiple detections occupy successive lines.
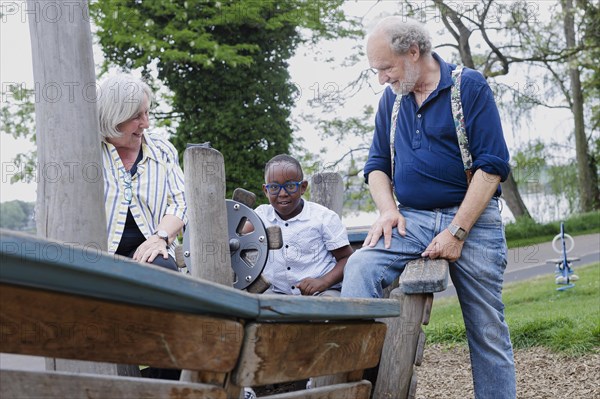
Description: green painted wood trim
xmin=1 ymin=229 xmax=400 ymax=320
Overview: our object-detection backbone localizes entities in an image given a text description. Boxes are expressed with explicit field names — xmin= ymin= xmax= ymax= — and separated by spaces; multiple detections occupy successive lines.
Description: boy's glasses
xmin=122 ymin=171 xmax=132 ymax=204
xmin=265 ymin=181 xmax=303 ymax=196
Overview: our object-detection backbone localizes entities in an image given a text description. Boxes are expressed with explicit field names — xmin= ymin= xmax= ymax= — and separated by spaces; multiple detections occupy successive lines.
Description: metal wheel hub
xmin=182 ymin=199 xmax=269 ymax=289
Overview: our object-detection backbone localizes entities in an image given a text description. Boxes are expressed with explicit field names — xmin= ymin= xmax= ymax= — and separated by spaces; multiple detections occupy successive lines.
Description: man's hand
xmin=297 ymin=277 xmax=329 ymax=296
xmin=364 ymin=208 xmax=406 ymax=249
xmin=133 ymin=235 xmax=169 ymax=263
xmin=422 ymin=229 xmax=464 ymax=262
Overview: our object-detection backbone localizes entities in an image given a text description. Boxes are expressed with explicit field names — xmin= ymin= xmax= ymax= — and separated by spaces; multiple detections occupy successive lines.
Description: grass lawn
xmin=424 ymin=263 xmax=600 ymax=356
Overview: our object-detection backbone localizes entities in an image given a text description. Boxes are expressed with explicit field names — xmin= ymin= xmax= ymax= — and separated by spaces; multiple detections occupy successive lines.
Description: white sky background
xmin=0 ymin=1 xmax=575 ymax=224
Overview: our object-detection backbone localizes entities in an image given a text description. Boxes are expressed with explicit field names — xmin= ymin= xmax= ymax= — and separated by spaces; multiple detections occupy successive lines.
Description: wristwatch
xmin=155 ymin=230 xmax=169 ymax=245
xmin=448 ymin=223 xmax=468 ymax=241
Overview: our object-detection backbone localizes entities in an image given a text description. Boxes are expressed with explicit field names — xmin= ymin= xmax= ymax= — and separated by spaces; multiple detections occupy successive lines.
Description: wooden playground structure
xmin=0 ymin=3 xmax=449 ymax=398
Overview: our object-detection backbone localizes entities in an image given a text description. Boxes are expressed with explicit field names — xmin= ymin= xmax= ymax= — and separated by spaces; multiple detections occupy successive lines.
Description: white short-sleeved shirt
xmin=254 ymin=200 xmax=350 ymax=295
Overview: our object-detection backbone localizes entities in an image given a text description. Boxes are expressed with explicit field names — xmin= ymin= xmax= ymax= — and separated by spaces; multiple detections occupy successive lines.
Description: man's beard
xmin=391 ymin=58 xmax=420 ymax=95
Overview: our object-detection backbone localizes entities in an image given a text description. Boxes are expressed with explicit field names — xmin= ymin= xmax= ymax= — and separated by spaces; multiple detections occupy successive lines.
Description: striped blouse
xmin=101 ymin=132 xmax=187 ymax=256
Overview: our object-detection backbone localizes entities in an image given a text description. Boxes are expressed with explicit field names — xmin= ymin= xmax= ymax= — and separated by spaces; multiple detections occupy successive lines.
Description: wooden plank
xmin=0 ymin=284 xmax=243 ymax=372
xmin=373 ymin=289 xmax=428 ymax=399
xmin=421 ymin=295 xmax=434 ymax=325
xmin=232 ymin=322 xmax=387 ymax=386
xmin=0 ymin=369 xmax=226 ymax=399
xmin=414 ymin=329 xmax=426 ymax=367
xmin=183 ymin=146 xmax=233 ymax=286
xmin=1 ymin=230 xmax=398 ymax=322
xmin=259 ymin=381 xmax=371 ymax=399
xmin=0 ymin=229 xmax=259 ymax=319
xmin=400 ymin=258 xmax=449 ymax=294
xmin=311 ymin=373 xmax=347 ymax=389
xmin=407 ymin=372 xmax=418 ymax=399
xmin=257 ymin=295 xmax=400 ymax=321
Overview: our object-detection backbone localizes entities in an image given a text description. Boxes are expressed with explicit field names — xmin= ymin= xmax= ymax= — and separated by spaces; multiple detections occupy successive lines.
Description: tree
xmin=426 ymin=0 xmax=533 ymax=219
xmin=92 ymin=0 xmax=359 ymax=199
xmin=400 ymin=0 xmax=599 ymax=215
xmin=304 ymin=106 xmax=376 ymax=212
xmin=0 ymin=87 xmax=36 ymax=183
xmin=0 ymin=200 xmax=35 ymax=231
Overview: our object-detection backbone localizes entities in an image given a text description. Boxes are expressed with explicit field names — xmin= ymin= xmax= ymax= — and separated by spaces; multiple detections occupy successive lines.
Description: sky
xmin=0 ymin=1 xmax=575 ymax=224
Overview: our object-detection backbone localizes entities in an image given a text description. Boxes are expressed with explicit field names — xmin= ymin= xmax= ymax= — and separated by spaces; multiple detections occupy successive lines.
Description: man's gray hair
xmin=373 ymin=16 xmax=432 ymax=56
xmin=97 ymin=73 xmax=154 ymax=140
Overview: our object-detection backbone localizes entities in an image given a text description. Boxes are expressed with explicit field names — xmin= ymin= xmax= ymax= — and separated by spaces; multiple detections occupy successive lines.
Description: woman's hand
xmin=133 ymin=235 xmax=169 ymax=263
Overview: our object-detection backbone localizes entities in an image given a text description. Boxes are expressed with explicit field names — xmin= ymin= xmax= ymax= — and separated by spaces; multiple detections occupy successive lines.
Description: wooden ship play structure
xmin=0 ymin=2 xmax=449 ymax=398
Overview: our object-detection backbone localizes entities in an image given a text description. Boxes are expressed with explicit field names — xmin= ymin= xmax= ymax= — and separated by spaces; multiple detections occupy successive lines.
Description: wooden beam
xmin=310 ymin=172 xmax=344 ymax=218
xmin=183 ymin=146 xmax=233 ymax=286
xmin=1 ymin=230 xmax=401 ymax=322
xmin=257 ymin=295 xmax=400 ymax=321
xmin=0 ymin=229 xmax=259 ymax=319
xmin=259 ymin=380 xmax=371 ymax=399
xmin=399 ymin=258 xmax=449 ymax=294
xmin=0 ymin=284 xmax=243 ymax=372
xmin=0 ymin=369 xmax=226 ymax=399
xmin=27 ymin=0 xmax=110 ymax=375
xmin=373 ymin=290 xmax=431 ymax=399
xmin=232 ymin=322 xmax=386 ymax=386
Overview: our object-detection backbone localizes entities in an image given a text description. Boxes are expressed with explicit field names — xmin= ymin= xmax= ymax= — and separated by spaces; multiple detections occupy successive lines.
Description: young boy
xmin=254 ymin=154 xmax=353 ymax=296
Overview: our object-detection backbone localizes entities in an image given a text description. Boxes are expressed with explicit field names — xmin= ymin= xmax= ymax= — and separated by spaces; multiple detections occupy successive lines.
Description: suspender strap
xmin=450 ymin=65 xmax=473 ymax=185
xmin=389 ymin=95 xmax=402 ymax=187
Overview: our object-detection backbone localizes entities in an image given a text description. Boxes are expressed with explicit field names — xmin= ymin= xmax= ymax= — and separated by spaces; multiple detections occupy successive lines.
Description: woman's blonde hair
xmin=97 ymin=73 xmax=153 ymax=140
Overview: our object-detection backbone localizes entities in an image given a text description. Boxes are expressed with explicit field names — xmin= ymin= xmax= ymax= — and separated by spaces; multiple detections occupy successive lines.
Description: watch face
xmin=449 ymin=224 xmax=467 ymax=240
xmin=157 ymin=230 xmax=169 ymax=242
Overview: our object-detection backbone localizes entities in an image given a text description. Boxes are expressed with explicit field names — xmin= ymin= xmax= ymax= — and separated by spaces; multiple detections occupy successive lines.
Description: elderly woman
xmin=98 ymin=73 xmax=187 ymax=272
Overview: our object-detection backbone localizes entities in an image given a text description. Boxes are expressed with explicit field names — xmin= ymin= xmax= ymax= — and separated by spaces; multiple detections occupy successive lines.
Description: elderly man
xmin=341 ymin=17 xmax=516 ymax=398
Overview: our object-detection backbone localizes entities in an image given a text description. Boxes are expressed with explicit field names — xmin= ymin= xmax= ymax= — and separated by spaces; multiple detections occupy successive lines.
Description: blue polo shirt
xmin=364 ymin=53 xmax=510 ymax=210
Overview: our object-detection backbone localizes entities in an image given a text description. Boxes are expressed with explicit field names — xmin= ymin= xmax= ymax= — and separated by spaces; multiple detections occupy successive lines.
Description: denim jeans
xmin=341 ymin=198 xmax=516 ymax=398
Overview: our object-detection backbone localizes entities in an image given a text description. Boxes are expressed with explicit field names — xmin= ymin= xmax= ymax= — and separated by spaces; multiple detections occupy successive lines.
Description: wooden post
xmin=28 ymin=1 xmax=105 ymax=248
xmin=310 ymin=172 xmax=344 ymax=218
xmin=181 ymin=146 xmax=233 ymax=384
xmin=374 ymin=259 xmax=447 ymax=398
xmin=27 ymin=0 xmax=134 ymax=375
xmin=183 ymin=146 xmax=233 ymax=285
xmin=373 ymin=290 xmax=432 ymax=399
xmin=311 ymin=172 xmax=347 ymax=388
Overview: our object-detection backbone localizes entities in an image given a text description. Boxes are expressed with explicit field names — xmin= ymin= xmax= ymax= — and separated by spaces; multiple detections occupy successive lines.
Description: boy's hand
xmin=297 ymin=277 xmax=329 ymax=296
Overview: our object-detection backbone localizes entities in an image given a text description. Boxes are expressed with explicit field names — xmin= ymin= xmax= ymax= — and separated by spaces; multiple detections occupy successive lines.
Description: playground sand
xmin=416 ymin=344 xmax=600 ymax=398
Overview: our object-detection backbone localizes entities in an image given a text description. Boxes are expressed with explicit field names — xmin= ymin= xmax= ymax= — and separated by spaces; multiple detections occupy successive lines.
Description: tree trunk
xmin=563 ymin=0 xmax=600 ymax=211
xmin=434 ymin=0 xmax=534 ymax=220
xmin=501 ymin=173 xmax=532 ymax=220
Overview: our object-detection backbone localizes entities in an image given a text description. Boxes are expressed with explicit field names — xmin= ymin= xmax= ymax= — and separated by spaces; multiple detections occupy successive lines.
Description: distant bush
xmin=505 ymin=211 xmax=599 ymax=246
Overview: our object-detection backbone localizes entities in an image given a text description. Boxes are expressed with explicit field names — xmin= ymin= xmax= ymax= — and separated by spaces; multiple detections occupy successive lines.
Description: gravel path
xmin=416 ymin=344 xmax=600 ymax=399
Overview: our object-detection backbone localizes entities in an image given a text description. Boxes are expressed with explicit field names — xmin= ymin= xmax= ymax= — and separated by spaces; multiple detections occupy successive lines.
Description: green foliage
xmin=0 ymin=200 xmax=35 ymax=231
xmin=307 ymin=105 xmax=376 ymax=213
xmin=547 ymin=163 xmax=580 ymax=213
xmin=425 ymin=263 xmax=600 ymax=356
xmin=92 ymin=0 xmax=360 ymax=200
xmin=505 ymin=211 xmax=600 ymax=248
xmin=510 ymin=140 xmax=547 ymax=190
xmin=0 ymin=86 xmax=36 ymax=183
